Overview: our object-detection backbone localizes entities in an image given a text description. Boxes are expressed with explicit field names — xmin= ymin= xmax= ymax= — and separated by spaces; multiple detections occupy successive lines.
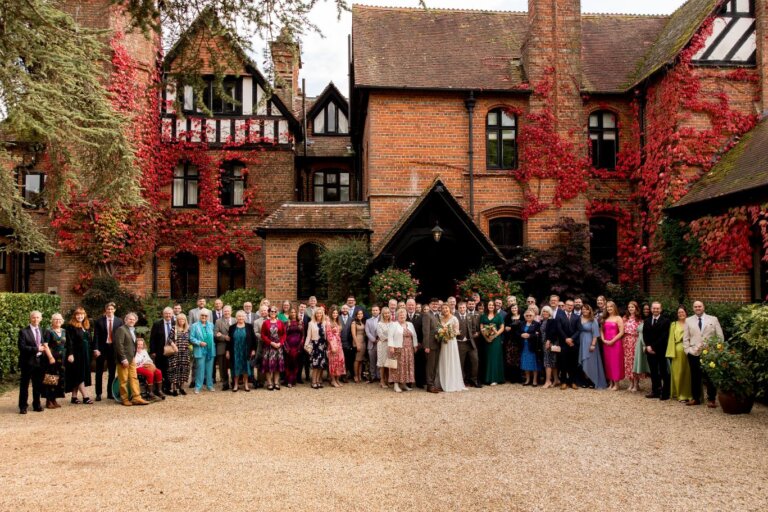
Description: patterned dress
xmin=43 ymin=328 xmax=67 ymax=399
xmin=261 ymin=319 xmax=285 ymax=373
xmin=540 ymin=318 xmax=557 ymax=369
xmin=389 ymin=324 xmax=416 ymax=384
xmin=326 ymin=322 xmax=346 ymax=377
xmin=504 ymin=315 xmax=522 ymax=369
xmin=284 ymin=320 xmax=304 ymax=385
xmin=310 ymin=323 xmax=328 ymax=370
xmin=231 ymin=326 xmax=252 ymax=377
xmin=167 ymin=327 xmax=191 ymax=387
xmin=623 ymin=317 xmax=640 ymax=377
xmin=519 ymin=322 xmax=542 ymax=372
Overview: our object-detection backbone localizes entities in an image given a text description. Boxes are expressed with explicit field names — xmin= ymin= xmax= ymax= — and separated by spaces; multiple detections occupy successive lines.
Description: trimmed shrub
xmin=369 ymin=268 xmax=419 ymax=303
xmin=318 ymin=239 xmax=371 ymax=305
xmin=0 ymin=293 xmax=61 ymax=378
xmin=219 ymin=288 xmax=264 ymax=310
xmin=80 ymin=275 xmax=144 ymax=324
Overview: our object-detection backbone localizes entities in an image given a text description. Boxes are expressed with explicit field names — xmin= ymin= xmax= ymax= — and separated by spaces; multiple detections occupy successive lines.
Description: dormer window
xmin=314 ymin=101 xmax=348 ymax=135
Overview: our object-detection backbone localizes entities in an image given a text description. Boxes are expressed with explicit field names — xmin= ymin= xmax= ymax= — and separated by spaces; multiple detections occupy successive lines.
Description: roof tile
xmin=259 ymin=203 xmax=371 ymax=231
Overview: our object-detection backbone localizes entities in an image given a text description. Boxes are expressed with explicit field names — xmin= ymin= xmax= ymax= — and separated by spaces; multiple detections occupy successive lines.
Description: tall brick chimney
xmin=757 ymin=0 xmax=768 ymax=113
xmin=523 ymin=0 xmax=583 ymax=146
xmin=270 ymin=28 xmax=302 ymax=105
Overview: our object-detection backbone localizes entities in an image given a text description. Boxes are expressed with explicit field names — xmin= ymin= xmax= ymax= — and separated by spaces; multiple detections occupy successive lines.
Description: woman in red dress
xmin=283 ymin=309 xmax=304 ymax=388
xmin=326 ymin=307 xmax=346 ymax=388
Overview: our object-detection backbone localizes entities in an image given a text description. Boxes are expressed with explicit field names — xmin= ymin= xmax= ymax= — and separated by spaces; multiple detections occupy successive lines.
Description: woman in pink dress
xmin=325 ymin=307 xmax=346 ymax=388
xmin=601 ymin=301 xmax=625 ymax=390
xmin=622 ymin=301 xmax=642 ymax=392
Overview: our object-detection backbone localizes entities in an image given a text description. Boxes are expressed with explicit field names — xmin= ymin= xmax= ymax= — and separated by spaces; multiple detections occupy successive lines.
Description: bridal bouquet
xmin=436 ymin=324 xmax=456 ymax=344
xmin=481 ymin=324 xmax=497 ymax=341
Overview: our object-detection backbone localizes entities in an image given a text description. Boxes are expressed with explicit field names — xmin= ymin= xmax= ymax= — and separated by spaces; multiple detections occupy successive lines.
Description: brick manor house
xmin=3 ymin=0 xmax=768 ymax=307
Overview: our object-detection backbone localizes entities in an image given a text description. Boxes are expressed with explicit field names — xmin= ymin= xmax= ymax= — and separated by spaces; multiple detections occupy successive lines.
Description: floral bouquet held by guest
xmin=481 ymin=324 xmax=497 ymax=342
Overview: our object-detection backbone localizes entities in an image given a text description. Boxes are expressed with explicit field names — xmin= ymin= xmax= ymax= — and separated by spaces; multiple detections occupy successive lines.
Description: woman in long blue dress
xmin=519 ymin=309 xmax=542 ymax=386
xmin=480 ymin=301 xmax=505 ymax=386
xmin=578 ymin=305 xmax=607 ymax=389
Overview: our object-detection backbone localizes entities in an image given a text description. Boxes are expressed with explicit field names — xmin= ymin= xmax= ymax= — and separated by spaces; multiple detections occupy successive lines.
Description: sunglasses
xmin=269 ymin=310 xmax=277 ymax=313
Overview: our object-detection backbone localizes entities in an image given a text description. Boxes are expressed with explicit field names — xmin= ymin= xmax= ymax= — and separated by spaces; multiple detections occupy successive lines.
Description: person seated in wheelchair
xmin=134 ymin=338 xmax=166 ymax=401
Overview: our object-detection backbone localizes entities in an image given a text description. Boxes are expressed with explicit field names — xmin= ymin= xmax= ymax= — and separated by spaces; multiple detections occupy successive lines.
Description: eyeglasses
xmin=269 ymin=310 xmax=277 ymax=313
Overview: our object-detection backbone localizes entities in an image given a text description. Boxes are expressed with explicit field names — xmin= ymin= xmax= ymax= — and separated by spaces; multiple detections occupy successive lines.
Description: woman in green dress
xmin=666 ymin=305 xmax=693 ymax=403
xmin=480 ymin=300 xmax=506 ymax=386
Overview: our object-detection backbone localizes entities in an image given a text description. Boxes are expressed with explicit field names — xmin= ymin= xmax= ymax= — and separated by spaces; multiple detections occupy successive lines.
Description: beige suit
xmin=683 ymin=314 xmax=724 ymax=356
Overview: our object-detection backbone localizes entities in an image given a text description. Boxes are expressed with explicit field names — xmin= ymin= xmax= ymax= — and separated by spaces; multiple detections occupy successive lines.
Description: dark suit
xmin=407 ymin=312 xmax=425 ymax=387
xmin=456 ymin=312 xmax=478 ymax=384
xmin=556 ymin=309 xmax=581 ymax=385
xmin=422 ymin=310 xmax=441 ymax=389
xmin=149 ymin=318 xmax=174 ymax=391
xmin=339 ymin=313 xmax=354 ymax=377
xmin=93 ymin=315 xmax=123 ymax=398
xmin=643 ymin=315 xmax=671 ymax=399
xmin=18 ymin=326 xmax=44 ymax=411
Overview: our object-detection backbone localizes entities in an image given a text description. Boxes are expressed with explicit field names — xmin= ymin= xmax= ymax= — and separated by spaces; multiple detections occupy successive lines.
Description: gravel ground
xmin=1 ymin=381 xmax=767 ymax=511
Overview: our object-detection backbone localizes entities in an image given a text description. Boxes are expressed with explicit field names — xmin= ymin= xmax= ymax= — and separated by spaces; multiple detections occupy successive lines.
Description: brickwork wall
xmin=684 ymin=268 xmax=752 ymax=304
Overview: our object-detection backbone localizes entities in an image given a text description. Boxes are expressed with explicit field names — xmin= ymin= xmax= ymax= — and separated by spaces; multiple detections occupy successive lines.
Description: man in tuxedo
xmin=114 ymin=312 xmax=148 ymax=406
xmin=340 ymin=304 xmax=354 ymax=381
xmin=422 ymin=297 xmax=442 ymax=393
xmin=643 ymin=302 xmax=671 ymax=400
xmin=188 ymin=297 xmax=206 ymax=325
xmin=365 ymin=305 xmax=380 ymax=382
xmin=456 ymin=301 xmax=481 ymax=388
xmin=93 ymin=302 xmax=123 ymax=401
xmin=556 ymin=299 xmax=581 ymax=389
xmin=406 ymin=299 xmax=425 ymax=387
xmin=683 ymin=301 xmax=724 ymax=407
xmin=18 ymin=311 xmax=46 ymax=414
xmin=211 ymin=299 xmax=224 ymax=324
xmin=150 ymin=307 xmax=174 ymax=395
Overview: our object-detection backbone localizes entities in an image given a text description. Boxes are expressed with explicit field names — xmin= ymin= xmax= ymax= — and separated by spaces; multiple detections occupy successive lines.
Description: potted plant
xmin=700 ymin=336 xmax=755 ymax=414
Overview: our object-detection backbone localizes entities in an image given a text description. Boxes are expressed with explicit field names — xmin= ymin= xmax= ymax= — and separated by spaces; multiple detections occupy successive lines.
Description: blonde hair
xmin=175 ymin=313 xmax=190 ymax=333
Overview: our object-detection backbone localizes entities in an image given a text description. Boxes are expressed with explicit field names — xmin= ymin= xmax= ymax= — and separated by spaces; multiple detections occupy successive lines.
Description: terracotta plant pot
xmin=717 ymin=391 xmax=754 ymax=415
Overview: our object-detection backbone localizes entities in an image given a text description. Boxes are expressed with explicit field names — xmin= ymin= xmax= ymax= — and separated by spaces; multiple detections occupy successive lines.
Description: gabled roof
xmin=352 ymin=1 xmax=724 ymax=94
xmin=668 ymin=116 xmax=768 ymax=212
xmin=372 ymin=177 xmax=505 ymax=262
xmin=307 ymin=82 xmax=349 ymax=119
xmin=257 ymin=203 xmax=371 ymax=233
xmin=162 ymin=8 xmax=303 ymax=138
xmin=625 ymin=0 xmax=720 ymax=89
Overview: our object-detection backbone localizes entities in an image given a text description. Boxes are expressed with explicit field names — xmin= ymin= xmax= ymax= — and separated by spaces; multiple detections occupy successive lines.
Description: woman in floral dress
xmin=167 ymin=313 xmax=191 ymax=396
xmin=260 ymin=307 xmax=286 ymax=390
xmin=326 ymin=307 xmax=346 ymax=388
xmin=623 ymin=301 xmax=643 ymax=392
xmin=305 ymin=308 xmax=328 ymax=389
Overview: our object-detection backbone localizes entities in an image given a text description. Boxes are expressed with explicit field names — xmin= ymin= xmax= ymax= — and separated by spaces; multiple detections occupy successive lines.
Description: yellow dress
xmin=665 ymin=321 xmax=693 ymax=401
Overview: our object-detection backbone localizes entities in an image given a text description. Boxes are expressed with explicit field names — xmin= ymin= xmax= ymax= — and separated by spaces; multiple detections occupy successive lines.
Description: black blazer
xmin=226 ymin=324 xmax=255 ymax=366
xmin=211 ymin=309 xmax=224 ymax=324
xmin=556 ymin=309 xmax=581 ymax=351
xmin=515 ymin=321 xmax=542 ymax=354
xmin=93 ymin=315 xmax=124 ymax=353
xmin=541 ymin=317 xmax=560 ymax=346
xmin=149 ymin=319 xmax=174 ymax=356
xmin=18 ymin=326 xmax=42 ymax=368
xmin=406 ymin=312 xmax=422 ymax=345
xmin=642 ymin=316 xmax=671 ymax=355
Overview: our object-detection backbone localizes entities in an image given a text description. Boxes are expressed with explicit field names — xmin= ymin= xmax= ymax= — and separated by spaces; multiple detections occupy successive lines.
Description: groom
xmin=422 ymin=297 xmax=442 ymax=393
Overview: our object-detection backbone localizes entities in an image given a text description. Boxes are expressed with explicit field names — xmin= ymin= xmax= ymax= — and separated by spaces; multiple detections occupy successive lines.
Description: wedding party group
xmin=15 ymin=290 xmax=725 ymax=413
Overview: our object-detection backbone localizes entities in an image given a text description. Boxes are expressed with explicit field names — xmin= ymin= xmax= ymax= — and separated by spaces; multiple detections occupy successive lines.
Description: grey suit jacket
xmin=683 ymin=314 xmax=724 ymax=356
xmin=422 ymin=311 xmax=441 ymax=350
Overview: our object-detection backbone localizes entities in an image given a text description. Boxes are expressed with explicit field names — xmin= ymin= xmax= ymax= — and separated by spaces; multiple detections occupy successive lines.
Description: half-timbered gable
xmin=693 ymin=0 xmax=757 ymax=65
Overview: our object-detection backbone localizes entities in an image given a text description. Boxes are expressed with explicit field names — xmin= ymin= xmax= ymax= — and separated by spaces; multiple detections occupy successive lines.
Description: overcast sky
xmin=261 ymin=0 xmax=689 ymax=96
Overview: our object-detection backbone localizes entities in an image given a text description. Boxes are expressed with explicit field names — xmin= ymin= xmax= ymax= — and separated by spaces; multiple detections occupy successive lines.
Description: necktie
xmin=34 ymin=328 xmax=40 ymax=349
xmin=166 ymin=322 xmax=171 ymax=341
xmin=698 ymin=317 xmax=702 ymax=331
xmin=652 ymin=317 xmax=656 ymax=326
xmin=107 ymin=317 xmax=112 ymax=343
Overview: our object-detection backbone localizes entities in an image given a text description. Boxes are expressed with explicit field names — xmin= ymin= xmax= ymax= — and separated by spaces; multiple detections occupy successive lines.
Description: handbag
xmin=384 ymin=358 xmax=398 ymax=369
xmin=550 ymin=345 xmax=562 ymax=353
xmin=164 ymin=342 xmax=178 ymax=356
xmin=304 ymin=339 xmax=313 ymax=354
xmin=42 ymin=373 xmax=59 ymax=386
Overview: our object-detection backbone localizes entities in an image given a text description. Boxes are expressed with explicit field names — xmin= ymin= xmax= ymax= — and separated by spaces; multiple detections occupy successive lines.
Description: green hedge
xmin=0 ymin=293 xmax=61 ymax=378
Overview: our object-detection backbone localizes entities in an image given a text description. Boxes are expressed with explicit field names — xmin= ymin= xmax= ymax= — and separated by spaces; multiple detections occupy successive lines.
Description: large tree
xmin=0 ymin=0 xmax=345 ymax=254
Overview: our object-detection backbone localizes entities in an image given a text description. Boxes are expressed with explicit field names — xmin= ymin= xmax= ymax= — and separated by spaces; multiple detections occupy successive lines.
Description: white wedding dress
xmin=437 ymin=316 xmax=466 ymax=392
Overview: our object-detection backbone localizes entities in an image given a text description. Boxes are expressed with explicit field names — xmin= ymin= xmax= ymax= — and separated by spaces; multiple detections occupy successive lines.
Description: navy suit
xmin=556 ymin=309 xmax=581 ymax=385
xmin=93 ymin=315 xmax=123 ymax=398
xmin=18 ymin=326 xmax=44 ymax=411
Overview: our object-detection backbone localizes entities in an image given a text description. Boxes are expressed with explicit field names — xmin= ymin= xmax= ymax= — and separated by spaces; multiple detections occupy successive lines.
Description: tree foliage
xmin=318 ymin=239 xmax=370 ymax=305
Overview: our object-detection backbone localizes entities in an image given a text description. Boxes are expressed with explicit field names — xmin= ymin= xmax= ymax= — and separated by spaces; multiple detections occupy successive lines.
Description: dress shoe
xmin=222 ymin=384 xmax=230 ymax=391
xmin=473 ymin=382 xmax=482 ymax=388
xmin=19 ymin=408 xmax=27 ymax=414
xmin=121 ymin=400 xmax=133 ymax=407
xmin=95 ymin=395 xmax=102 ymax=402
xmin=707 ymin=400 xmax=717 ymax=408
xmin=570 ymin=384 xmax=579 ymax=390
xmin=107 ymin=394 xmax=114 ymax=400
xmin=645 ymin=393 xmax=660 ymax=399
xmin=686 ymin=400 xmax=700 ymax=406
xmin=46 ymin=401 xmax=57 ymax=410
xmin=659 ymin=396 xmax=670 ymax=401
xmin=427 ymin=386 xmax=439 ymax=394
xmin=33 ymin=405 xmax=44 ymax=412
xmin=560 ymin=384 xmax=568 ymax=390
xmin=131 ymin=398 xmax=149 ymax=406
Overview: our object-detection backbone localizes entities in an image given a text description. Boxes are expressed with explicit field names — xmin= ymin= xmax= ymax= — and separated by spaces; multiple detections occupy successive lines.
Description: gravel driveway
xmin=1 ymin=382 xmax=766 ymax=511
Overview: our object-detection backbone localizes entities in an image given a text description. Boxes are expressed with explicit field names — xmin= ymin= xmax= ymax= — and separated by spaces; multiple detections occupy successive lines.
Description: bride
xmin=437 ymin=304 xmax=466 ymax=392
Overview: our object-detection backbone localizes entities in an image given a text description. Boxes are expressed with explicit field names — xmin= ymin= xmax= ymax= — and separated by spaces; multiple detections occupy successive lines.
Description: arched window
xmin=313 ymin=170 xmax=350 ymax=202
xmin=217 ymin=252 xmax=246 ymax=296
xmin=220 ymin=161 xmax=245 ymax=207
xmin=297 ymin=243 xmax=323 ymax=299
xmin=170 ymin=252 xmax=199 ymax=299
xmin=486 ymin=108 xmax=517 ymax=170
xmin=589 ymin=110 xmax=618 ymax=169
xmin=590 ymin=217 xmax=618 ymax=282
xmin=489 ymin=217 xmax=524 ymax=258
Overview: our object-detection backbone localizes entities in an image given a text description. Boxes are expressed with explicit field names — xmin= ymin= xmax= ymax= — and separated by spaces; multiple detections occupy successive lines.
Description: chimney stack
xmin=270 ymin=27 xmax=301 ymax=106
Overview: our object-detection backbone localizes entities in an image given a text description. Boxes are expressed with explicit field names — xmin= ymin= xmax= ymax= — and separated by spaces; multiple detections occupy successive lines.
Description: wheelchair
xmin=111 ymin=374 xmax=150 ymax=403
